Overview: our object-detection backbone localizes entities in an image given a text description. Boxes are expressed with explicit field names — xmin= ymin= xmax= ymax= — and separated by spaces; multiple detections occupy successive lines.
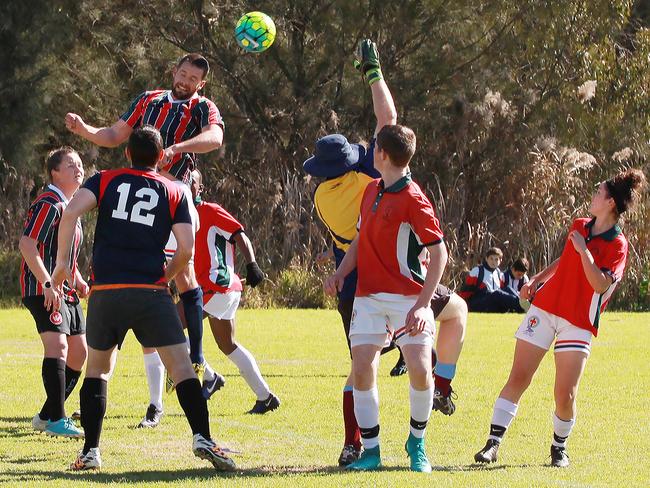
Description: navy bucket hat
xmin=303 ymin=134 xmax=367 ymax=178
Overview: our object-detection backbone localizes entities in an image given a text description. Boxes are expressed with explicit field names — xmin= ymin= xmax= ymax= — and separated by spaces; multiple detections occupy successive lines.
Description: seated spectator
xmin=460 ymin=247 xmax=524 ymax=313
xmin=502 ymin=258 xmax=530 ymax=295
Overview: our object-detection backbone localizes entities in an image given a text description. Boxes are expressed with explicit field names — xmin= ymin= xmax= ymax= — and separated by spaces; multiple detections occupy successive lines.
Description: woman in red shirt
xmin=474 ymin=168 xmax=646 ymax=467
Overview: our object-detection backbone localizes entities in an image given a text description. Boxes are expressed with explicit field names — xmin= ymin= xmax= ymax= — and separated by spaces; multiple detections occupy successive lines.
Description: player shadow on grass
xmin=4 ymin=462 xmax=538 ymax=482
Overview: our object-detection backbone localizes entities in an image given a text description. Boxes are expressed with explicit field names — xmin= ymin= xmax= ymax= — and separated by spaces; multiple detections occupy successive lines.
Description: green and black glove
xmin=353 ymin=39 xmax=383 ymax=86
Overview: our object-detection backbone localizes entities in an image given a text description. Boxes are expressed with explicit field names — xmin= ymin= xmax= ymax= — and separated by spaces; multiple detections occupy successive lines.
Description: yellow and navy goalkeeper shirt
xmin=313 ymin=139 xmax=379 ymax=254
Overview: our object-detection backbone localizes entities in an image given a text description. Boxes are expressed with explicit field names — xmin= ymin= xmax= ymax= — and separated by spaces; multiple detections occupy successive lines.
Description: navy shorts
xmin=23 ymin=295 xmax=85 ymax=336
xmin=86 ymin=287 xmax=186 ymax=351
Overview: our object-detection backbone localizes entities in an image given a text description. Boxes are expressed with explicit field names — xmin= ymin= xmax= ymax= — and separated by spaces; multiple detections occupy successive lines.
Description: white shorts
xmin=515 ymin=305 xmax=592 ymax=356
xmin=349 ymin=293 xmax=435 ymax=348
xmin=165 ymin=181 xmax=199 ymax=260
xmin=204 ymin=291 xmax=241 ymax=320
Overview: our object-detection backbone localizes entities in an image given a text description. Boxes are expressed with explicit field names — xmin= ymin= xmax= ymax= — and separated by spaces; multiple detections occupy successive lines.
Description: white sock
xmin=228 ymin=345 xmax=270 ymax=400
xmin=489 ymin=397 xmax=518 ymax=441
xmin=203 ymin=361 xmax=216 ymax=382
xmin=143 ymin=351 xmax=164 ymax=410
xmin=552 ymin=413 xmax=575 ymax=447
xmin=353 ymin=387 xmax=380 ymax=449
xmin=409 ymin=385 xmax=433 ymax=438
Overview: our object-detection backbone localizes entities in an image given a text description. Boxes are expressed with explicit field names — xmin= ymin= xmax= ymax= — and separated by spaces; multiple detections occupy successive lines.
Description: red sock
xmin=434 ymin=374 xmax=452 ymax=396
xmin=343 ymin=389 xmax=361 ymax=449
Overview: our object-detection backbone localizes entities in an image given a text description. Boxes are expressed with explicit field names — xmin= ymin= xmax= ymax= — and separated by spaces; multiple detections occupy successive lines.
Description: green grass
xmin=0 ymin=308 xmax=649 ymax=487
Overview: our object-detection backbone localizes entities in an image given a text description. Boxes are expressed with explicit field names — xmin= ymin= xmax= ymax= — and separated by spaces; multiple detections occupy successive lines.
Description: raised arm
xmin=65 ymin=114 xmax=132 ymax=148
xmin=354 ymin=39 xmax=398 ymax=136
xmin=372 ymin=79 xmax=398 ymax=136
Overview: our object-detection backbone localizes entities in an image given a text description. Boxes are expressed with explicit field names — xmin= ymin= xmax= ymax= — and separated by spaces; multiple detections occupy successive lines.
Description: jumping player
xmin=305 ymin=40 xmax=465 ymax=466
xmin=190 ymin=170 xmax=279 ymax=412
xmin=474 ymin=168 xmax=646 ymax=467
xmin=64 ymin=53 xmax=223 ymax=427
xmin=19 ymin=147 xmax=88 ymax=438
xmin=52 ymin=126 xmax=235 ymax=472
xmin=325 ymin=124 xmax=448 ymax=472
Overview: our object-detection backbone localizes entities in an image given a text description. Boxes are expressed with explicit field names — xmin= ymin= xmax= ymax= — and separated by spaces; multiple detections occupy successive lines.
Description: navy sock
xmin=176 ymin=378 xmax=211 ymax=439
xmin=80 ymin=378 xmax=107 ymax=453
xmin=42 ymin=358 xmax=66 ymax=422
xmin=180 ymin=287 xmax=204 ymax=365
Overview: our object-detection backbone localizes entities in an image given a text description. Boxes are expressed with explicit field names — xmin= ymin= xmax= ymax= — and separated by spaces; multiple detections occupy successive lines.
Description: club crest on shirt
xmin=524 ymin=315 xmax=540 ymax=336
xmin=49 ymin=311 xmax=63 ymax=325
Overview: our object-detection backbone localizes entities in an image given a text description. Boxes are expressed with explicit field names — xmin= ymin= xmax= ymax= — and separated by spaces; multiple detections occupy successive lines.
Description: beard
xmin=171 ymin=82 xmax=194 ymax=100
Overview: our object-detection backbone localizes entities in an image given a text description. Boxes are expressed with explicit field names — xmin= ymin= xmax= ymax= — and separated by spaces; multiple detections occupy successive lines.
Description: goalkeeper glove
xmin=246 ymin=262 xmax=265 ymax=288
xmin=353 ymin=39 xmax=383 ymax=85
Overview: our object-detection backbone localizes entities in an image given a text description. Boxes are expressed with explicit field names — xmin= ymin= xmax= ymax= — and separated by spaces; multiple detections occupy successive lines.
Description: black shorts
xmin=431 ymin=284 xmax=453 ymax=317
xmin=22 ymin=295 xmax=85 ymax=336
xmin=86 ymin=287 xmax=186 ymax=351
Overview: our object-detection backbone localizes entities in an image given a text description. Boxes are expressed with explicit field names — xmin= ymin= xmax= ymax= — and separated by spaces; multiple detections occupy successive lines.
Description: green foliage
xmin=0 ymin=250 xmax=21 ymax=307
xmin=1 ymin=308 xmax=649 ymax=484
xmin=0 ymin=0 xmax=648 ymax=308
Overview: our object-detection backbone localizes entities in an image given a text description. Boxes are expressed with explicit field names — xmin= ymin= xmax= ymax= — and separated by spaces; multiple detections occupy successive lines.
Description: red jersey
xmin=120 ymin=90 xmax=224 ymax=183
xmin=356 ymin=174 xmax=444 ymax=297
xmin=194 ymin=201 xmax=245 ymax=296
xmin=533 ymin=218 xmax=627 ymax=336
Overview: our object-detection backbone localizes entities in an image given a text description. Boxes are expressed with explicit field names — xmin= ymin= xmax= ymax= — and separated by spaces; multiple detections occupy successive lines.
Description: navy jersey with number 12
xmin=83 ymin=168 xmax=192 ymax=285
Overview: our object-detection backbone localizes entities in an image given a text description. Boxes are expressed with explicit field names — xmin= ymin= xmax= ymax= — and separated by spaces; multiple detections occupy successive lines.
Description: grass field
xmin=0 ymin=308 xmax=648 ymax=487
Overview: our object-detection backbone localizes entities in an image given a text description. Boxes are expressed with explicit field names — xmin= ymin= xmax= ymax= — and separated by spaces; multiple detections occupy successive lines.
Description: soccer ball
xmin=234 ymin=12 xmax=276 ymax=53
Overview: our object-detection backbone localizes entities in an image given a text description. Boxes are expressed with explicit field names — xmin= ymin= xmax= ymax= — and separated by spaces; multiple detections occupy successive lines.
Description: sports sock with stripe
xmin=409 ymin=385 xmax=433 ymax=438
xmin=552 ymin=413 xmax=575 ymax=448
xmin=353 ymin=387 xmax=380 ymax=449
xmin=489 ymin=397 xmax=518 ymax=442
xmin=434 ymin=362 xmax=456 ymax=396
xmin=228 ymin=345 xmax=270 ymax=401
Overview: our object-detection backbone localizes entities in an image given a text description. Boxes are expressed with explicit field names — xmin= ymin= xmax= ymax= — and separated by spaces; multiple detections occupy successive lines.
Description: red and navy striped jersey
xmin=120 ymin=90 xmax=224 ymax=184
xmin=83 ymin=168 xmax=192 ymax=286
xmin=20 ymin=185 xmax=83 ymax=297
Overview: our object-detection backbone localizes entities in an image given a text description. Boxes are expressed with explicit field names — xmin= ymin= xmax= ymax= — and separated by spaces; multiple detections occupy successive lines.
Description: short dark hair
xmin=177 ymin=53 xmax=210 ymax=79
xmin=46 ymin=146 xmax=77 ymax=181
xmin=128 ymin=126 xmax=163 ymax=168
xmin=376 ymin=125 xmax=416 ymax=168
xmin=605 ymin=168 xmax=647 ymax=215
xmin=486 ymin=247 xmax=503 ymax=258
xmin=512 ymin=257 xmax=529 ymax=273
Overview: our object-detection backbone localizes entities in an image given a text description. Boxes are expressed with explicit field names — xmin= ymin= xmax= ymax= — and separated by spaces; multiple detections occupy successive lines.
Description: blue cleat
xmin=405 ymin=433 xmax=432 ymax=473
xmin=45 ymin=417 xmax=84 ymax=438
xmin=346 ymin=445 xmax=381 ymax=471
xmin=202 ymin=372 xmax=226 ymax=400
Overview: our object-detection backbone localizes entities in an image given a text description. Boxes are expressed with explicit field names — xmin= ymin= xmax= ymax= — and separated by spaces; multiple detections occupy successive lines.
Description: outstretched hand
xmin=353 ymin=39 xmax=383 ymax=85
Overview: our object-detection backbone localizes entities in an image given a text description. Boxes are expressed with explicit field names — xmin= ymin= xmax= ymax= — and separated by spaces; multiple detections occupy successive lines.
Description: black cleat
xmin=137 ymin=404 xmax=163 ymax=428
xmin=432 ymin=386 xmax=457 ymax=415
xmin=550 ymin=445 xmax=570 ymax=467
xmin=338 ymin=444 xmax=363 ymax=466
xmin=202 ymin=372 xmax=226 ymax=400
xmin=474 ymin=439 xmax=500 ymax=463
xmin=248 ymin=393 xmax=280 ymax=414
xmin=390 ymin=358 xmax=408 ymax=376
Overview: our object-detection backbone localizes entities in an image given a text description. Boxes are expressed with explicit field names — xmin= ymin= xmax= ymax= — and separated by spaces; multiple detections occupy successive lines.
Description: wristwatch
xmin=43 ymin=281 xmax=52 ymax=289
